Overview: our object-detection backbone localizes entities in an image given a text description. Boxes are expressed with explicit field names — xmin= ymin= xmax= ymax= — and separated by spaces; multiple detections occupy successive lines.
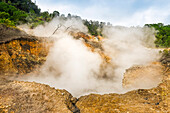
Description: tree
xmin=40 ymin=11 xmax=49 ymax=21
xmin=145 ymin=23 xmax=170 ymax=47
xmin=67 ymin=13 xmax=71 ymax=19
xmin=52 ymin=10 xmax=60 ymax=17
xmin=0 ymin=2 xmax=27 ymax=24
xmin=1 ymin=0 xmax=41 ymax=14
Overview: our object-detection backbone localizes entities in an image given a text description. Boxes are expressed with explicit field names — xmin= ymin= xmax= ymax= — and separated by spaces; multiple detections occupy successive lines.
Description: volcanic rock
xmin=76 ymin=75 xmax=169 ymax=113
xmin=0 ymin=79 xmax=79 ymax=113
xmin=0 ymin=25 xmax=49 ymax=77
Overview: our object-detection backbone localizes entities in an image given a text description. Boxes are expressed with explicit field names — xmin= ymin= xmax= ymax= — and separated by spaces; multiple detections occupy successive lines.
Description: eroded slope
xmin=0 ymin=25 xmax=169 ymax=113
xmin=0 ymin=79 xmax=79 ymax=113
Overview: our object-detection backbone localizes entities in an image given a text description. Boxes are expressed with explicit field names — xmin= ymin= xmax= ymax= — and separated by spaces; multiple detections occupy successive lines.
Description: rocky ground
xmin=0 ymin=25 xmax=169 ymax=113
xmin=122 ymin=62 xmax=164 ymax=89
xmin=0 ymin=79 xmax=79 ymax=113
xmin=76 ymin=72 xmax=169 ymax=113
xmin=0 ymin=24 xmax=49 ymax=77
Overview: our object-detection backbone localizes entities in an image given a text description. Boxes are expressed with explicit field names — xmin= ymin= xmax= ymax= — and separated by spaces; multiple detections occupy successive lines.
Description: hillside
xmin=0 ymin=23 xmax=169 ymax=113
xmin=0 ymin=0 xmax=170 ymax=113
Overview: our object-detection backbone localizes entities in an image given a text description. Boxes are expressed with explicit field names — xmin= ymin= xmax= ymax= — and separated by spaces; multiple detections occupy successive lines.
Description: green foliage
xmin=0 ymin=12 xmax=10 ymax=18
xmin=30 ymin=20 xmax=44 ymax=29
xmin=0 ymin=0 xmax=41 ymax=14
xmin=83 ymin=20 xmax=105 ymax=36
xmin=27 ymin=11 xmax=52 ymax=29
xmin=40 ymin=11 xmax=51 ymax=21
xmin=53 ymin=11 xmax=60 ymax=17
xmin=0 ymin=1 xmax=49 ymax=28
xmin=162 ymin=49 xmax=169 ymax=56
xmin=0 ymin=18 xmax=15 ymax=27
xmin=0 ymin=2 xmax=28 ymax=24
xmin=145 ymin=23 xmax=170 ymax=48
xmin=159 ymin=49 xmax=169 ymax=59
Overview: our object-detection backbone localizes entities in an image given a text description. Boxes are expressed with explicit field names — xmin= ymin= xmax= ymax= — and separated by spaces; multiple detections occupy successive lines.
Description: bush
xmin=0 ymin=18 xmax=15 ymax=27
xmin=0 ymin=12 xmax=10 ymax=19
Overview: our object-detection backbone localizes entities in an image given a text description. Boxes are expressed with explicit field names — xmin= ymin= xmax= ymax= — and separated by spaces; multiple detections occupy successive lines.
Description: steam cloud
xmin=19 ymin=17 xmax=161 ymax=97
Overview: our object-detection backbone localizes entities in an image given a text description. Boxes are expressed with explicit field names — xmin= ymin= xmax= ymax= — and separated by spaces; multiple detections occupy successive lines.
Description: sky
xmin=32 ymin=0 xmax=170 ymax=26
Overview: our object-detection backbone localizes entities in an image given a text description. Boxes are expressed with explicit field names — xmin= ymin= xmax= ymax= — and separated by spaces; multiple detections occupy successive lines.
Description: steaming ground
xmin=18 ymin=18 xmax=161 ymax=97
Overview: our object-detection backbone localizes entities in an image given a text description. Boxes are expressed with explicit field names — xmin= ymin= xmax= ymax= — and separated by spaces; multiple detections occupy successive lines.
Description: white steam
xmin=101 ymin=26 xmax=160 ymax=88
xmin=19 ymin=18 xmax=161 ymax=97
xmin=41 ymin=34 xmax=102 ymax=93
